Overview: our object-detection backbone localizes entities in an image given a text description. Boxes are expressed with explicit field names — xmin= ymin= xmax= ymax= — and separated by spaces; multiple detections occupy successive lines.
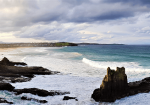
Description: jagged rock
xmin=92 ymin=67 xmax=129 ymax=102
xmin=63 ymin=96 xmax=78 ymax=101
xmin=21 ymin=96 xmax=47 ymax=103
xmin=0 ymin=65 xmax=52 ymax=75
xmin=14 ymin=88 xmax=70 ymax=96
xmin=0 ymin=98 xmax=13 ymax=104
xmin=0 ymin=83 xmax=15 ymax=91
xmin=128 ymin=77 xmax=150 ymax=95
xmin=0 ymin=57 xmax=60 ymax=83
xmin=0 ymin=57 xmax=67 ymax=104
xmin=92 ymin=67 xmax=150 ymax=102
xmin=0 ymin=57 xmax=27 ymax=66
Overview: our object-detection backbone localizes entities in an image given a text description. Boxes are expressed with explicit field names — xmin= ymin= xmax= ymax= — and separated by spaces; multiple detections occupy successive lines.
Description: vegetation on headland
xmin=0 ymin=42 xmax=125 ymax=48
xmin=55 ymin=42 xmax=72 ymax=47
xmin=0 ymin=42 xmax=78 ymax=48
xmin=78 ymin=43 xmax=124 ymax=45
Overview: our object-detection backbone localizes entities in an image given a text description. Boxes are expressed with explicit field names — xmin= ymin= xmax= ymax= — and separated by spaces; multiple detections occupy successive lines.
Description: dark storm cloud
xmin=31 ymin=0 xmax=150 ymax=23
xmin=30 ymin=0 xmax=144 ymax=23
xmin=0 ymin=0 xmax=150 ymax=31
xmin=1 ymin=0 xmax=150 ymax=44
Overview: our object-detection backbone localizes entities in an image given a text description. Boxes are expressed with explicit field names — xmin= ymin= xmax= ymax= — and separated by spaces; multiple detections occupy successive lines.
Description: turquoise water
xmin=1 ymin=45 xmax=150 ymax=105
xmin=54 ymin=45 xmax=150 ymax=69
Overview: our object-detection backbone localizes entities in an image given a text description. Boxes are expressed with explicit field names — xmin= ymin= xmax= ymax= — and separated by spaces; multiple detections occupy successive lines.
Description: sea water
xmin=0 ymin=45 xmax=150 ymax=105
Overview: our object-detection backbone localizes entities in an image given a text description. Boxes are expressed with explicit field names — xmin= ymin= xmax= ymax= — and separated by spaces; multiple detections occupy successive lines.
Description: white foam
xmin=1 ymin=47 xmax=150 ymax=105
xmin=14 ymin=65 xmax=27 ymax=67
xmin=82 ymin=58 xmax=140 ymax=70
xmin=11 ymin=75 xmax=101 ymax=105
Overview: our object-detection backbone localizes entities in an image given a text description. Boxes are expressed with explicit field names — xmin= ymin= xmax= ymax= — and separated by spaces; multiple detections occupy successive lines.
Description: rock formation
xmin=14 ymin=88 xmax=70 ymax=96
xmin=0 ymin=98 xmax=13 ymax=104
xmin=92 ymin=67 xmax=150 ymax=102
xmin=0 ymin=57 xmax=60 ymax=83
xmin=63 ymin=96 xmax=78 ymax=101
xmin=92 ymin=67 xmax=128 ymax=102
xmin=0 ymin=57 xmax=68 ymax=104
xmin=21 ymin=96 xmax=47 ymax=103
xmin=0 ymin=57 xmax=27 ymax=66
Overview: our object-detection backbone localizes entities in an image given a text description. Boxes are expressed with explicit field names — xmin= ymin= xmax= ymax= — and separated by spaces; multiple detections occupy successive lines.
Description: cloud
xmin=0 ymin=0 xmax=150 ymax=44
xmin=0 ymin=0 xmax=149 ymax=31
xmin=15 ymin=22 xmax=90 ymax=42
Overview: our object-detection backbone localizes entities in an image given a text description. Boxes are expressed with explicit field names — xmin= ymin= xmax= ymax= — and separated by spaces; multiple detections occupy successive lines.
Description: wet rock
xmin=92 ymin=67 xmax=128 ymax=102
xmin=0 ymin=57 xmax=67 ymax=104
xmin=0 ymin=83 xmax=15 ymax=91
xmin=0 ymin=57 xmax=59 ymax=83
xmin=0 ymin=57 xmax=27 ymax=66
xmin=14 ymin=88 xmax=70 ymax=96
xmin=0 ymin=76 xmax=32 ymax=83
xmin=0 ymin=98 xmax=13 ymax=104
xmin=21 ymin=96 xmax=47 ymax=103
xmin=92 ymin=67 xmax=150 ymax=102
xmin=0 ymin=65 xmax=52 ymax=75
xmin=63 ymin=96 xmax=78 ymax=101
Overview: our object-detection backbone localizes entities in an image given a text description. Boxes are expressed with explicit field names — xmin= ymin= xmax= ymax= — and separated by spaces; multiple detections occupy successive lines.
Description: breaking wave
xmin=82 ymin=58 xmax=143 ymax=71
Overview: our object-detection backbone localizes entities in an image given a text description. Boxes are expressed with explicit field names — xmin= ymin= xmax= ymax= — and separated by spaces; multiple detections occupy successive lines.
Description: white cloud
xmin=0 ymin=0 xmax=150 ymax=44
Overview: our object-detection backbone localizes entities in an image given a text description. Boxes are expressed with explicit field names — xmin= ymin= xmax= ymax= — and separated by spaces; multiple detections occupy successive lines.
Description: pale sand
xmin=0 ymin=47 xmax=30 ymax=61
xmin=0 ymin=47 xmax=29 ymax=52
xmin=0 ymin=47 xmax=21 ymax=52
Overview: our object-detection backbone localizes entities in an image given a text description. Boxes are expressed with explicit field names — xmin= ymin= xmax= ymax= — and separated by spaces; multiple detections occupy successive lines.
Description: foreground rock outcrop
xmin=21 ymin=96 xmax=47 ymax=103
xmin=0 ymin=57 xmax=27 ymax=66
xmin=0 ymin=57 xmax=68 ymax=104
xmin=0 ymin=57 xmax=59 ymax=83
xmin=14 ymin=88 xmax=70 ymax=96
xmin=92 ymin=67 xmax=150 ymax=102
xmin=63 ymin=96 xmax=78 ymax=101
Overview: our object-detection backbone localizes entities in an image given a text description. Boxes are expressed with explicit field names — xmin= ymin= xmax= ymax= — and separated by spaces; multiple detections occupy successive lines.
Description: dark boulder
xmin=14 ymin=88 xmax=70 ymax=97
xmin=0 ymin=57 xmax=58 ymax=82
xmin=0 ymin=83 xmax=15 ymax=91
xmin=21 ymin=96 xmax=47 ymax=103
xmin=63 ymin=96 xmax=78 ymax=101
xmin=0 ymin=98 xmax=13 ymax=104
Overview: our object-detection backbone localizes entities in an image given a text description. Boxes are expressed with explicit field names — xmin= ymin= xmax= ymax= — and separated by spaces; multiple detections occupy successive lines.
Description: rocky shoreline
xmin=0 ymin=57 xmax=70 ymax=104
xmin=0 ymin=57 xmax=150 ymax=104
xmin=92 ymin=67 xmax=150 ymax=102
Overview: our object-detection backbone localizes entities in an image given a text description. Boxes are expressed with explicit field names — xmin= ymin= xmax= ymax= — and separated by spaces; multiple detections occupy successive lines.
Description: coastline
xmin=0 ymin=47 xmax=31 ymax=52
xmin=0 ymin=45 xmax=149 ymax=104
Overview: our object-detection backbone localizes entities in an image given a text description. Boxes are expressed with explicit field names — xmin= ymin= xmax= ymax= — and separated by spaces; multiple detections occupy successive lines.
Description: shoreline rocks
xmin=63 ymin=96 xmax=78 ymax=101
xmin=0 ymin=57 xmax=60 ymax=83
xmin=92 ymin=67 xmax=150 ymax=102
xmin=21 ymin=96 xmax=47 ymax=103
xmin=0 ymin=57 xmax=68 ymax=104
xmin=14 ymin=88 xmax=70 ymax=96
xmin=0 ymin=57 xmax=27 ymax=66
xmin=0 ymin=98 xmax=13 ymax=104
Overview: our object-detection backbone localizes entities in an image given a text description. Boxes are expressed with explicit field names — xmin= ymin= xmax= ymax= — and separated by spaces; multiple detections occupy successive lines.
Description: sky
xmin=0 ymin=0 xmax=150 ymax=44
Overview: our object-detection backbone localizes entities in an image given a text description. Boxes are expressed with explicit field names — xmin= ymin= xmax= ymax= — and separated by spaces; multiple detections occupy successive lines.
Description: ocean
xmin=0 ymin=45 xmax=150 ymax=105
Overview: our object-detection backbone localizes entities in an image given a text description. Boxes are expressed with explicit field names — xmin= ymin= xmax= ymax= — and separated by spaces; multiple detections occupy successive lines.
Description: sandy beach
xmin=0 ymin=48 xmax=18 ymax=52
